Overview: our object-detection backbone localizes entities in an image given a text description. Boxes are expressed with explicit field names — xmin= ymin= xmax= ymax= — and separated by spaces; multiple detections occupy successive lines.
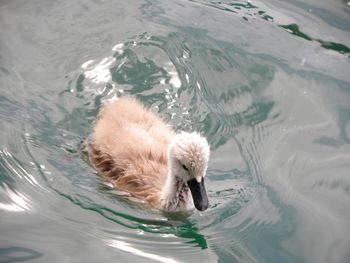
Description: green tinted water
xmin=1 ymin=0 xmax=350 ymax=262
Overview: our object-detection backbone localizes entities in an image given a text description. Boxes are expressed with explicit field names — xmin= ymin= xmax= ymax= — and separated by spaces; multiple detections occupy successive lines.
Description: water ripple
xmin=1 ymin=0 xmax=349 ymax=261
xmin=0 ymin=184 xmax=31 ymax=212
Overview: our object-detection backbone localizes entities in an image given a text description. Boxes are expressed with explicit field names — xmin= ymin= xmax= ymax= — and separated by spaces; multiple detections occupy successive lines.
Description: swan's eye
xmin=182 ymin=164 xmax=189 ymax=171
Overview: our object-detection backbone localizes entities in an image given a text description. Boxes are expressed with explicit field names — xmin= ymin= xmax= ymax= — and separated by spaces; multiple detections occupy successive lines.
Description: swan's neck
xmin=161 ymin=172 xmax=193 ymax=211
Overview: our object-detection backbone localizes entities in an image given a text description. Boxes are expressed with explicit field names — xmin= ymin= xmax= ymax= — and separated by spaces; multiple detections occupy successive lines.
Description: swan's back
xmin=89 ymin=97 xmax=174 ymax=207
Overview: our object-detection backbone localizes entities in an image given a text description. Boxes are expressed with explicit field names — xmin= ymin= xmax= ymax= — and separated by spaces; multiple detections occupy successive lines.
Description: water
xmin=0 ymin=0 xmax=349 ymax=262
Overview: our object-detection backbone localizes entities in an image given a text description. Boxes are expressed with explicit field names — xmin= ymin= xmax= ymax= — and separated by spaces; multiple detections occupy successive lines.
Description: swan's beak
xmin=187 ymin=178 xmax=209 ymax=211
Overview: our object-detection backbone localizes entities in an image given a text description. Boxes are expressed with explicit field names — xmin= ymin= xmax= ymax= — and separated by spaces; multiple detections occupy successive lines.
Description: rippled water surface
xmin=1 ymin=0 xmax=350 ymax=262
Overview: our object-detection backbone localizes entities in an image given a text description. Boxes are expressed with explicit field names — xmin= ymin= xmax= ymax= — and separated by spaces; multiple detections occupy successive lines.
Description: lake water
xmin=1 ymin=0 xmax=350 ymax=262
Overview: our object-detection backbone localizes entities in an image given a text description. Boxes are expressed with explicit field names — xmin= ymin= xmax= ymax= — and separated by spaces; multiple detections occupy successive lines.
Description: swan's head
xmin=168 ymin=132 xmax=210 ymax=211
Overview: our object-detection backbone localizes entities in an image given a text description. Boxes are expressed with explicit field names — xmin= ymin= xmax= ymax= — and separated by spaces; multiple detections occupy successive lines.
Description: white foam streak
xmin=169 ymin=71 xmax=181 ymax=88
xmin=1 ymin=148 xmax=42 ymax=189
xmin=0 ymin=185 xmax=31 ymax=212
xmin=105 ymin=239 xmax=178 ymax=263
xmin=82 ymin=57 xmax=116 ymax=84
xmin=112 ymin=43 xmax=124 ymax=54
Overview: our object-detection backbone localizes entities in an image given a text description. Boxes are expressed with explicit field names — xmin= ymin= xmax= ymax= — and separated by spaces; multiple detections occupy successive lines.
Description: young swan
xmin=88 ymin=97 xmax=210 ymax=212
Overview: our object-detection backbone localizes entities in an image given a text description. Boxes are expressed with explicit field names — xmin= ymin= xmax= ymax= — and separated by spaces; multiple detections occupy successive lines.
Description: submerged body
xmin=88 ymin=97 xmax=210 ymax=211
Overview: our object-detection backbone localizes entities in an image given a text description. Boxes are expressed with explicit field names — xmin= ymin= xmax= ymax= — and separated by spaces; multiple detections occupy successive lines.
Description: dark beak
xmin=187 ymin=178 xmax=209 ymax=211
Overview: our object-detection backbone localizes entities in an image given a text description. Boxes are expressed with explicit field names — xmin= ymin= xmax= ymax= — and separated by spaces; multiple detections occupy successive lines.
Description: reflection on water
xmin=0 ymin=247 xmax=43 ymax=262
xmin=105 ymin=239 xmax=178 ymax=263
xmin=280 ymin=23 xmax=350 ymax=55
xmin=0 ymin=0 xmax=350 ymax=262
